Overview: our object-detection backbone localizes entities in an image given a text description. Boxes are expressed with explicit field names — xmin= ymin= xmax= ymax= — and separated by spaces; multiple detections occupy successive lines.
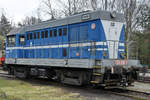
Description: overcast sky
xmin=0 ymin=0 xmax=41 ymax=24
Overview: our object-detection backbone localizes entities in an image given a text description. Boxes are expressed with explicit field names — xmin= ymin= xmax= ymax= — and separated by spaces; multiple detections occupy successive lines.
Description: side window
xmin=70 ymin=27 xmax=78 ymax=41
xmin=63 ymin=48 xmax=67 ymax=57
xmin=41 ymin=31 xmax=44 ymax=38
xmin=37 ymin=32 xmax=40 ymax=39
xmin=63 ymin=28 xmax=67 ymax=36
xmin=79 ymin=25 xmax=88 ymax=41
xmin=34 ymin=32 xmax=36 ymax=39
xmin=19 ymin=35 xmax=25 ymax=44
xmin=27 ymin=33 xmax=30 ymax=40
xmin=54 ymin=29 xmax=57 ymax=37
xmin=49 ymin=30 xmax=52 ymax=37
xmin=30 ymin=33 xmax=32 ymax=40
xmin=45 ymin=30 xmax=48 ymax=38
xmin=59 ymin=29 xmax=62 ymax=36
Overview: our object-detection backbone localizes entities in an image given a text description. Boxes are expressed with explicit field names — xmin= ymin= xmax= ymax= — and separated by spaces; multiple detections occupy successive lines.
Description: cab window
xmin=19 ymin=35 xmax=25 ymax=45
xmin=7 ymin=35 xmax=16 ymax=46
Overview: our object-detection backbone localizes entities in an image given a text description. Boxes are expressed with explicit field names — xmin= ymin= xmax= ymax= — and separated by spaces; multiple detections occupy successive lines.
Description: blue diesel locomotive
xmin=5 ymin=10 xmax=141 ymax=87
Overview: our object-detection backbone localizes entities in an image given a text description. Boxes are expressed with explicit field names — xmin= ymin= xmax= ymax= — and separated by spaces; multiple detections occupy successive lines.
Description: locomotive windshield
xmin=7 ymin=35 xmax=16 ymax=47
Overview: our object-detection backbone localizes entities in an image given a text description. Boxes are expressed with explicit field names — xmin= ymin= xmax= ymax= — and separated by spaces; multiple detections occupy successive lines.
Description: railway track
xmin=0 ymin=72 xmax=149 ymax=100
xmin=138 ymin=72 xmax=150 ymax=83
xmin=138 ymin=79 xmax=150 ymax=83
xmin=106 ymin=88 xmax=150 ymax=100
xmin=0 ymin=72 xmax=14 ymax=78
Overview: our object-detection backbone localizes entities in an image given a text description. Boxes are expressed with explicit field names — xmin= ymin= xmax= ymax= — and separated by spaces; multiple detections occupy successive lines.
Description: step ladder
xmin=90 ymin=66 xmax=103 ymax=84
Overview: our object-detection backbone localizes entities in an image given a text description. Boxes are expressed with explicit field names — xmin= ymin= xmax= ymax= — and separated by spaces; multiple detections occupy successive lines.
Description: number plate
xmin=114 ymin=60 xmax=128 ymax=65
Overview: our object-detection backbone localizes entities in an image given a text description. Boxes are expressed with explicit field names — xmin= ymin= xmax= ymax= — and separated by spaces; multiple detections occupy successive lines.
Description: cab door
xmin=18 ymin=35 xmax=25 ymax=58
xmin=69 ymin=25 xmax=80 ymax=58
xmin=108 ymin=27 xmax=118 ymax=59
xmin=62 ymin=26 xmax=68 ymax=59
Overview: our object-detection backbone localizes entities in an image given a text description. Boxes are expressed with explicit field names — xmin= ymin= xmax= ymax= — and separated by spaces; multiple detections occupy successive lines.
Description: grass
xmin=0 ymin=77 xmax=83 ymax=100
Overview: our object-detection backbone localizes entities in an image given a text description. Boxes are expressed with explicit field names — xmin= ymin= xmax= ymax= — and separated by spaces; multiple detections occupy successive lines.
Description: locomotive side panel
xmin=6 ymin=19 xmax=111 ymax=60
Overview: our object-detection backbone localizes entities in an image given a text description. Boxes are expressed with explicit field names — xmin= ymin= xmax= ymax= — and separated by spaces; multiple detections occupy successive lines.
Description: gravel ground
xmin=0 ymin=70 xmax=148 ymax=100
xmin=24 ymin=78 xmax=137 ymax=100
xmin=127 ymin=81 xmax=150 ymax=93
xmin=61 ymin=87 xmax=137 ymax=100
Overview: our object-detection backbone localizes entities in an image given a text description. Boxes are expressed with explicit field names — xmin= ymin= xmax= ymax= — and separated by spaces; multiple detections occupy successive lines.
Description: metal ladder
xmin=90 ymin=66 xmax=103 ymax=84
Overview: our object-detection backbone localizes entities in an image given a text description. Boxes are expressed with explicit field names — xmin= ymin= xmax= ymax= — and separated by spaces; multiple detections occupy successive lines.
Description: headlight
xmin=110 ymin=11 xmax=116 ymax=18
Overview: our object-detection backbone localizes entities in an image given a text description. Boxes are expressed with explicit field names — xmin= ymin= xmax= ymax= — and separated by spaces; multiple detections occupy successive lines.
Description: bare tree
xmin=119 ymin=0 xmax=148 ymax=58
xmin=111 ymin=0 xmax=115 ymax=10
xmin=0 ymin=12 xmax=12 ymax=36
xmin=39 ymin=0 xmax=65 ymax=20
xmin=105 ymin=0 xmax=108 ymax=10
xmin=42 ymin=0 xmax=56 ymax=19
xmin=18 ymin=16 xmax=42 ymax=27
xmin=57 ymin=0 xmax=89 ymax=16
xmin=90 ymin=0 xmax=98 ymax=10
xmin=89 ymin=0 xmax=116 ymax=11
xmin=36 ymin=7 xmax=42 ymax=22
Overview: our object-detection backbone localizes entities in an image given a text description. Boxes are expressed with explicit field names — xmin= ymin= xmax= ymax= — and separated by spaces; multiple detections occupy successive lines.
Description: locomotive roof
xmin=7 ymin=27 xmax=25 ymax=36
xmin=7 ymin=10 xmax=124 ymax=36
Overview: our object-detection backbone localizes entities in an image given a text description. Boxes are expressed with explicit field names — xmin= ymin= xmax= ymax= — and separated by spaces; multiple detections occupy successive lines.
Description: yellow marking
xmin=93 ymin=66 xmax=101 ymax=69
xmin=93 ymin=73 xmax=102 ymax=76
xmin=90 ymin=81 xmax=99 ymax=84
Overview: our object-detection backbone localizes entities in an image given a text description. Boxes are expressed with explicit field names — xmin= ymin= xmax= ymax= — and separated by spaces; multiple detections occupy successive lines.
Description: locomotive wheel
xmin=46 ymin=69 xmax=56 ymax=80
xmin=14 ymin=67 xmax=29 ymax=79
xmin=8 ymin=67 xmax=14 ymax=75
